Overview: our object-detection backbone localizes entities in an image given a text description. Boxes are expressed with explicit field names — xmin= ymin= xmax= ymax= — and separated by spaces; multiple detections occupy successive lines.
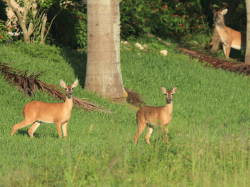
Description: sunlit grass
xmin=0 ymin=39 xmax=249 ymax=186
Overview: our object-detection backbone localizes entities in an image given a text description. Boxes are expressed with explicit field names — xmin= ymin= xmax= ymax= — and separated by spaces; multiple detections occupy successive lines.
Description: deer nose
xmin=167 ymin=97 xmax=172 ymax=103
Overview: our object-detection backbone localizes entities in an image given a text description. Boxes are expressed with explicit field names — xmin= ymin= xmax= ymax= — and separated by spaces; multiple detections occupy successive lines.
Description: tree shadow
xmin=60 ymin=47 xmax=87 ymax=87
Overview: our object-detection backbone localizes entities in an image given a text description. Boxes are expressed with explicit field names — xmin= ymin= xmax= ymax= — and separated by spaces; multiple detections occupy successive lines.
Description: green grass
xmin=0 ymin=39 xmax=249 ymax=186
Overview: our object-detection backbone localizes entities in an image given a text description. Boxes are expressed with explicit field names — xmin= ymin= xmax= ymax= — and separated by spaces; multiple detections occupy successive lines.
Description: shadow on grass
xmin=33 ymin=133 xmax=59 ymax=138
xmin=60 ymin=48 xmax=87 ymax=88
xmin=16 ymin=129 xmax=28 ymax=136
xmin=16 ymin=130 xmax=60 ymax=138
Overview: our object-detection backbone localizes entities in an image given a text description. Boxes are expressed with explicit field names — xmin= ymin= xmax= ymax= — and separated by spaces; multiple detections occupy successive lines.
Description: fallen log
xmin=178 ymin=48 xmax=250 ymax=76
xmin=0 ymin=63 xmax=111 ymax=113
xmin=125 ymin=88 xmax=145 ymax=108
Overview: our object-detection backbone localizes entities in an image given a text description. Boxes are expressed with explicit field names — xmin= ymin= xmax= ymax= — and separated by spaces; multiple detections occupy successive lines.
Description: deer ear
xmin=222 ymin=8 xmax=228 ymax=15
xmin=161 ymin=87 xmax=167 ymax=94
xmin=60 ymin=80 xmax=67 ymax=88
xmin=172 ymin=87 xmax=177 ymax=94
xmin=72 ymin=79 xmax=79 ymax=88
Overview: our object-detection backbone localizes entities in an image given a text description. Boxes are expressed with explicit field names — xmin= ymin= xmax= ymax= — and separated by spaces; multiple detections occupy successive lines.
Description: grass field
xmin=0 ymin=39 xmax=249 ymax=186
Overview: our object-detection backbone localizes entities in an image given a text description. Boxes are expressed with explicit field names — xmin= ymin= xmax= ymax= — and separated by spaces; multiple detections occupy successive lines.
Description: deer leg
xmin=28 ymin=122 xmax=41 ymax=138
xmin=223 ymin=43 xmax=231 ymax=58
xmin=56 ymin=123 xmax=62 ymax=138
xmin=11 ymin=120 xmax=33 ymax=136
xmin=134 ymin=121 xmax=146 ymax=144
xmin=62 ymin=122 xmax=68 ymax=137
xmin=210 ymin=29 xmax=220 ymax=53
xmin=145 ymin=127 xmax=154 ymax=144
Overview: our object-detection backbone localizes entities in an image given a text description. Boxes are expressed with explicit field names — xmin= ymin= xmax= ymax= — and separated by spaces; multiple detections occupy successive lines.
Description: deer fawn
xmin=134 ymin=87 xmax=177 ymax=144
xmin=10 ymin=79 xmax=79 ymax=138
xmin=214 ymin=8 xmax=243 ymax=58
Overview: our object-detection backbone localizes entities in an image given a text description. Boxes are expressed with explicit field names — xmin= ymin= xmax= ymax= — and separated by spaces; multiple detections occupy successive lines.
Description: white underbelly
xmin=37 ymin=120 xmax=54 ymax=124
xmin=231 ymin=44 xmax=241 ymax=50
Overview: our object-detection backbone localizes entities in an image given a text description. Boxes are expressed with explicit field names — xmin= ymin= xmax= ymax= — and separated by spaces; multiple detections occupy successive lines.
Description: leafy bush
xmin=120 ymin=0 xmax=154 ymax=38
xmin=50 ymin=0 xmax=211 ymax=48
xmin=48 ymin=0 xmax=245 ymax=48
xmin=50 ymin=2 xmax=87 ymax=49
xmin=120 ymin=0 xmax=210 ymax=39
xmin=0 ymin=20 xmax=11 ymax=43
xmin=0 ymin=1 xmax=7 ymax=21
xmin=1 ymin=0 xmax=246 ymax=48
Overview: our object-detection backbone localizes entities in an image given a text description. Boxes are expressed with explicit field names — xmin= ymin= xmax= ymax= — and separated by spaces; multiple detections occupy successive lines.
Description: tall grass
xmin=0 ymin=39 xmax=249 ymax=186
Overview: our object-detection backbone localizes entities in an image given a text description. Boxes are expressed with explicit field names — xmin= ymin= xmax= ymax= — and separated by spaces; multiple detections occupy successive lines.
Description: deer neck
xmin=64 ymin=96 xmax=74 ymax=110
xmin=215 ymin=18 xmax=225 ymax=28
xmin=164 ymin=101 xmax=173 ymax=113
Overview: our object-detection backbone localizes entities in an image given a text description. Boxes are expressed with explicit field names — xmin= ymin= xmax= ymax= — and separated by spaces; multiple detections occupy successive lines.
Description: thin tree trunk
xmin=245 ymin=0 xmax=250 ymax=64
xmin=85 ymin=0 xmax=127 ymax=100
xmin=40 ymin=14 xmax=47 ymax=44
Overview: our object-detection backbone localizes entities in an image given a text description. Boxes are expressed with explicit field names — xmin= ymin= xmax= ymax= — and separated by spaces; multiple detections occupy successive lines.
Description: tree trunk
xmin=245 ymin=0 xmax=250 ymax=64
xmin=40 ymin=14 xmax=48 ymax=44
xmin=85 ymin=0 xmax=127 ymax=100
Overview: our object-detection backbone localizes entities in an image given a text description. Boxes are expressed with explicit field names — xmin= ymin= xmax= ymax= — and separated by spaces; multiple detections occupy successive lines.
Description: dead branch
xmin=125 ymin=88 xmax=145 ymax=107
xmin=0 ymin=63 xmax=111 ymax=113
xmin=178 ymin=47 xmax=250 ymax=76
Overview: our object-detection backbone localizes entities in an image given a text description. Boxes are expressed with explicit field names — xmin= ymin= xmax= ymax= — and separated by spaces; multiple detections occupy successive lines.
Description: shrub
xmin=120 ymin=0 xmax=210 ymax=39
xmin=49 ymin=2 xmax=87 ymax=49
xmin=120 ymin=0 xmax=154 ymax=38
xmin=48 ymin=0 xmax=211 ymax=48
xmin=0 ymin=20 xmax=11 ymax=43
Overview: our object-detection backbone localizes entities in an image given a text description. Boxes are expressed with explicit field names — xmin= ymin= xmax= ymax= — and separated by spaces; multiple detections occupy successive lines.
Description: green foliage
xmin=0 ymin=1 xmax=7 ymax=21
xmin=0 ymin=20 xmax=11 ymax=43
xmin=120 ymin=0 xmax=210 ymax=39
xmin=50 ymin=2 xmax=87 ymax=49
xmin=120 ymin=0 xmax=153 ymax=37
xmin=38 ymin=0 xmax=58 ymax=8
xmin=1 ymin=0 xmax=247 ymax=49
xmin=49 ymin=0 xmax=211 ymax=48
xmin=0 ymin=40 xmax=250 ymax=186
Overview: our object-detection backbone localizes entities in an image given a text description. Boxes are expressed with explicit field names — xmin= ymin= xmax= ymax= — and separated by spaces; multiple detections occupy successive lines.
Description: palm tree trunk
xmin=85 ymin=0 xmax=127 ymax=100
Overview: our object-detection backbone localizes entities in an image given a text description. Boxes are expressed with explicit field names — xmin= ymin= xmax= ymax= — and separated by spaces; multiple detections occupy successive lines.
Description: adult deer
xmin=134 ymin=87 xmax=177 ymax=144
xmin=213 ymin=8 xmax=244 ymax=58
xmin=10 ymin=79 xmax=79 ymax=138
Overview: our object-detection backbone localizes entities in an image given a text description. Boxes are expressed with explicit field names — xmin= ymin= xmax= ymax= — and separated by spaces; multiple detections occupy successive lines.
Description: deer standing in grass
xmin=134 ymin=87 xmax=177 ymax=144
xmin=10 ymin=79 xmax=79 ymax=138
xmin=213 ymin=8 xmax=244 ymax=58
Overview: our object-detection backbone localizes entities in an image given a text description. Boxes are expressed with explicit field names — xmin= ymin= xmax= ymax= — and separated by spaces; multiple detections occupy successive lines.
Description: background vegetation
xmin=0 ymin=0 xmax=246 ymax=49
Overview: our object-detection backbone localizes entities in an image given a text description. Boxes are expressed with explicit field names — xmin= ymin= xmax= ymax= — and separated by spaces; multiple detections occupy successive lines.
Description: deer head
xmin=60 ymin=79 xmax=79 ymax=99
xmin=161 ymin=87 xmax=177 ymax=104
xmin=213 ymin=8 xmax=228 ymax=26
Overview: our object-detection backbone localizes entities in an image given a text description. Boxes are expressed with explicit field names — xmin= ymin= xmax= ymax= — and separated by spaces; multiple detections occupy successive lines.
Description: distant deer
xmin=213 ymin=8 xmax=244 ymax=58
xmin=10 ymin=79 xmax=79 ymax=138
xmin=134 ymin=87 xmax=177 ymax=144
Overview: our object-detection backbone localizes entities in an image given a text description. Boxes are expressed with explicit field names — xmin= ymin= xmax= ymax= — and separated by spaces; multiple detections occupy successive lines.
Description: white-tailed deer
xmin=10 ymin=79 xmax=79 ymax=138
xmin=134 ymin=87 xmax=177 ymax=144
xmin=213 ymin=8 xmax=244 ymax=58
